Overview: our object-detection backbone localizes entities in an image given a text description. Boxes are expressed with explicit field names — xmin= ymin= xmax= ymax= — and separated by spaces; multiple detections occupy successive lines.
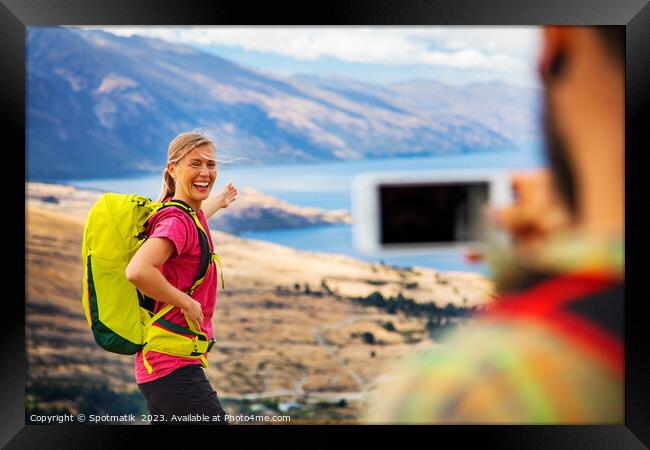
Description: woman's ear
xmin=538 ymin=26 xmax=572 ymax=83
xmin=167 ymin=162 xmax=175 ymax=179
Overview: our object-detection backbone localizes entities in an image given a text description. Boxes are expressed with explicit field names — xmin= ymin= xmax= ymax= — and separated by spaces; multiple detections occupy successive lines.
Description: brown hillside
xmin=26 ymin=182 xmax=495 ymax=421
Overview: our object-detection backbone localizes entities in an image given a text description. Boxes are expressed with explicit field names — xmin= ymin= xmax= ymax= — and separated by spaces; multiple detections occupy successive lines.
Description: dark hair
xmin=595 ymin=26 xmax=624 ymax=64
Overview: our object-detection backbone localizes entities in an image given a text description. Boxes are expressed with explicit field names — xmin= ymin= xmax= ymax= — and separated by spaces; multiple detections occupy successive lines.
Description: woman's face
xmin=169 ymin=144 xmax=217 ymax=207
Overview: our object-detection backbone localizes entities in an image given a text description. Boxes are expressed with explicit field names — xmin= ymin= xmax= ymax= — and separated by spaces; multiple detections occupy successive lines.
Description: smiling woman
xmin=125 ymin=131 xmax=236 ymax=425
xmin=156 ymin=132 xmax=217 ymax=207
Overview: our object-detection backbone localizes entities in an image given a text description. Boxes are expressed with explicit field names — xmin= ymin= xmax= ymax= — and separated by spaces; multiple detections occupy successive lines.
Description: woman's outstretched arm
xmin=203 ymin=182 xmax=238 ymax=219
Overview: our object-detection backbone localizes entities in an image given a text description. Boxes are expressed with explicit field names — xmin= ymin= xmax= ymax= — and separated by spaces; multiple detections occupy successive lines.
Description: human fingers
xmin=514 ymin=170 xmax=553 ymax=203
xmin=498 ymin=204 xmax=544 ymax=245
xmin=190 ymin=310 xmax=203 ymax=330
xmin=229 ymin=186 xmax=238 ymax=202
xmin=496 ymin=205 xmax=525 ymax=232
xmin=182 ymin=308 xmax=200 ymax=330
xmin=194 ymin=300 xmax=204 ymax=321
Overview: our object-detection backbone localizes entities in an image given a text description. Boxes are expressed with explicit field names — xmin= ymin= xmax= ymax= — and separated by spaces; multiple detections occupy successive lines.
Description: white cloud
xmin=81 ymin=26 xmax=540 ymax=72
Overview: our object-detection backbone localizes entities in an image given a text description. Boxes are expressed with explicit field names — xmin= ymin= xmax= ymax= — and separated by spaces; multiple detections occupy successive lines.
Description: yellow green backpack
xmin=81 ymin=193 xmax=224 ymax=373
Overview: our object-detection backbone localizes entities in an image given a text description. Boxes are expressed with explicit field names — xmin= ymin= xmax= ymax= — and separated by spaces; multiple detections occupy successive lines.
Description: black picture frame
xmin=5 ymin=0 xmax=649 ymax=447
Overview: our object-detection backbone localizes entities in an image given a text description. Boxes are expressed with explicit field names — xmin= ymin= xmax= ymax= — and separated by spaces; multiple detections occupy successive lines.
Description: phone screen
xmin=379 ymin=182 xmax=489 ymax=244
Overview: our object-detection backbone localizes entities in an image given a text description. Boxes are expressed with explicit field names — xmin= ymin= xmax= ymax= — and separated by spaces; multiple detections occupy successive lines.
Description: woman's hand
xmin=215 ymin=182 xmax=238 ymax=209
xmin=203 ymin=182 xmax=238 ymax=219
xmin=181 ymin=296 xmax=204 ymax=331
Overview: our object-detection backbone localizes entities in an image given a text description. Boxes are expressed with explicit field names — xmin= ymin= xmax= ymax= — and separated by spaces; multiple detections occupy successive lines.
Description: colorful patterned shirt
xmin=363 ymin=232 xmax=624 ymax=424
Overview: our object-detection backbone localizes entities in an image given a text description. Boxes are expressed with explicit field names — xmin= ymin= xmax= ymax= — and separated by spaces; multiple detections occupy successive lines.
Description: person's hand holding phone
xmin=497 ymin=169 xmax=572 ymax=251
xmin=465 ymin=169 xmax=572 ymax=261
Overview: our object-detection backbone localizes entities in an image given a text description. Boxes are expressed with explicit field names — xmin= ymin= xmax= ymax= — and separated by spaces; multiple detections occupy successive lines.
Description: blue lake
xmin=62 ymin=143 xmax=546 ymax=274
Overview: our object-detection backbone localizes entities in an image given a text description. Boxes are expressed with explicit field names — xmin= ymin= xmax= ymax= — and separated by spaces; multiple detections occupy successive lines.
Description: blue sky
xmin=83 ymin=26 xmax=542 ymax=88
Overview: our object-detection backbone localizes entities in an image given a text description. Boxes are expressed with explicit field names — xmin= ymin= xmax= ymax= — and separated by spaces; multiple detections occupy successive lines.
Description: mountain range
xmin=27 ymin=27 xmax=542 ymax=180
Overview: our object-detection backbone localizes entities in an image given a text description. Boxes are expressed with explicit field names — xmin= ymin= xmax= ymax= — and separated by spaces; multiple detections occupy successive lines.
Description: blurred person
xmin=363 ymin=26 xmax=624 ymax=423
xmin=126 ymin=131 xmax=237 ymax=425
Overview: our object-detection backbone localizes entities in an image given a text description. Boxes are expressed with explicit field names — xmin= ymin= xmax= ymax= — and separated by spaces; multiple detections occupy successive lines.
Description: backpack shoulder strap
xmin=563 ymin=282 xmax=623 ymax=341
xmin=148 ymin=199 xmax=212 ymax=295
xmin=162 ymin=200 xmax=211 ymax=294
xmin=488 ymin=272 xmax=624 ymax=377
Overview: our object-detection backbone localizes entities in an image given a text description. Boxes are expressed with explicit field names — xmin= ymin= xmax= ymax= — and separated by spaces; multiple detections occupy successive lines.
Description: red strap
xmin=489 ymin=271 xmax=619 ymax=314
xmin=485 ymin=271 xmax=623 ymax=377
xmin=150 ymin=321 xmax=196 ymax=339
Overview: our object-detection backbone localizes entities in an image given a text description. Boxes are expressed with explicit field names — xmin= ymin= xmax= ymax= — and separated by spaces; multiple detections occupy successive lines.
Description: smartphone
xmin=351 ymin=169 xmax=512 ymax=255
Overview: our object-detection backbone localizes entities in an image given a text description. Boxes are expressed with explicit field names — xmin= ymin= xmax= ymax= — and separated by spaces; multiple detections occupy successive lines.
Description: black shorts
xmin=137 ymin=364 xmax=229 ymax=425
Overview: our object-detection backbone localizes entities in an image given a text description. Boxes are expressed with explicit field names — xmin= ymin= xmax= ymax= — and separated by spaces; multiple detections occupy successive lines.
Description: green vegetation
xmin=259 ymin=398 xmax=280 ymax=410
xmin=350 ymin=331 xmax=376 ymax=344
xmin=425 ymin=315 xmax=459 ymax=341
xmin=26 ymin=379 xmax=148 ymax=422
xmin=361 ymin=332 xmax=375 ymax=345
xmin=354 ymin=291 xmax=475 ymax=318
xmin=353 ymin=291 xmax=477 ymax=342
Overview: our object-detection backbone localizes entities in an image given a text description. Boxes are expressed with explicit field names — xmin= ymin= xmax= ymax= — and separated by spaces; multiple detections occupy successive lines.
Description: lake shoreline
xmin=42 ymin=150 xmax=542 ymax=272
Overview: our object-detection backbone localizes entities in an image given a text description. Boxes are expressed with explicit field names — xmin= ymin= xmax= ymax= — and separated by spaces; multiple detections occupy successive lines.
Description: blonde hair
xmin=156 ymin=131 xmax=216 ymax=202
